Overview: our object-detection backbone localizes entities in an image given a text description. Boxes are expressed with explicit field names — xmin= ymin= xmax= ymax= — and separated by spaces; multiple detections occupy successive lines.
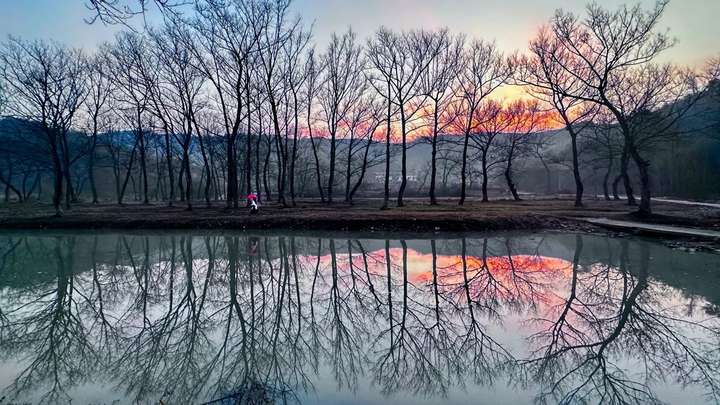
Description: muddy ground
xmin=1 ymin=197 xmax=718 ymax=232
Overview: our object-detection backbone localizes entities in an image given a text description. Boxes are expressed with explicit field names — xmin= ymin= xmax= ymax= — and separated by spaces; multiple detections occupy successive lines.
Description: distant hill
xmin=2 ymin=85 xmax=717 ymax=200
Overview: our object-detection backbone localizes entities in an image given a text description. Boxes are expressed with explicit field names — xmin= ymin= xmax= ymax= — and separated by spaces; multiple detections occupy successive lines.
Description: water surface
xmin=1 ymin=230 xmax=719 ymax=404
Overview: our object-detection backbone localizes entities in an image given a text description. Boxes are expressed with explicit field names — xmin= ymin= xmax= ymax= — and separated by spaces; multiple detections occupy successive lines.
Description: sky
xmin=302 ymin=0 xmax=720 ymax=66
xmin=1 ymin=0 xmax=718 ymax=68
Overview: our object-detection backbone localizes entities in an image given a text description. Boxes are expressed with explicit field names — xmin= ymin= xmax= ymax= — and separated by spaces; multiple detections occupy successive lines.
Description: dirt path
xmin=594 ymin=194 xmax=720 ymax=209
xmin=584 ymin=218 xmax=720 ymax=239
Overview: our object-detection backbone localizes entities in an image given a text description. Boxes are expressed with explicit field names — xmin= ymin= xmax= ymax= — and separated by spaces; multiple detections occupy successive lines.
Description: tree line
xmin=0 ymin=0 xmax=718 ymax=216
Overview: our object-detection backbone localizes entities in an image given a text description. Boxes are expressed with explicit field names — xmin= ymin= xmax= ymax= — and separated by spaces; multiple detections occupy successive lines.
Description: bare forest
xmin=0 ymin=0 xmax=718 ymax=218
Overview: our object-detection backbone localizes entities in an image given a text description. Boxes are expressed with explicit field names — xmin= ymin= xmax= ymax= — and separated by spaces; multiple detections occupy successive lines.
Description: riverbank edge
xmin=2 ymin=212 xmax=719 ymax=253
xmin=0 ymin=212 xmax=569 ymax=232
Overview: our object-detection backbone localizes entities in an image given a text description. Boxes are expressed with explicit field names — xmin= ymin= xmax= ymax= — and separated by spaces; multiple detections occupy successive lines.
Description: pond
xmin=0 ymin=230 xmax=719 ymax=404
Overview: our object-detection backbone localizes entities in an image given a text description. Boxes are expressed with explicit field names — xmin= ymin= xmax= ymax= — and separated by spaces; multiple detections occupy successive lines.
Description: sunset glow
xmin=308 ymin=247 xmax=574 ymax=310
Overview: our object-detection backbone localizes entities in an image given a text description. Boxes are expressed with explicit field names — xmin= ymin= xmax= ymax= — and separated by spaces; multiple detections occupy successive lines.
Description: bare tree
xmin=418 ymin=30 xmax=464 ymax=205
xmin=585 ymin=112 xmax=623 ymax=201
xmin=469 ymin=100 xmax=512 ymax=202
xmin=82 ymin=52 xmax=114 ymax=204
xmin=151 ymin=22 xmax=207 ymax=209
xmin=454 ymin=40 xmax=511 ymax=205
xmin=543 ymin=0 xmax=707 ymax=215
xmin=0 ymin=38 xmax=86 ymax=215
xmin=516 ymin=29 xmax=597 ymax=207
xmin=254 ymin=0 xmax=300 ymax=207
xmin=342 ymin=96 xmax=384 ymax=203
xmin=186 ymin=0 xmax=263 ymax=208
xmin=383 ymin=30 xmax=442 ymax=206
xmin=499 ymin=99 xmax=545 ymax=200
xmin=107 ymin=32 xmax=154 ymax=205
xmin=302 ymin=48 xmax=327 ymax=201
xmin=317 ymin=29 xmax=365 ymax=203
xmin=84 ymin=0 xmax=189 ymax=26
xmin=366 ymin=28 xmax=398 ymax=209
xmin=283 ymin=27 xmax=311 ymax=206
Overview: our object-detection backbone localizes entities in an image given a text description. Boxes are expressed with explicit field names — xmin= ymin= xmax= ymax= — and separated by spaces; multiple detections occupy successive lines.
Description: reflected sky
xmin=0 ymin=231 xmax=719 ymax=404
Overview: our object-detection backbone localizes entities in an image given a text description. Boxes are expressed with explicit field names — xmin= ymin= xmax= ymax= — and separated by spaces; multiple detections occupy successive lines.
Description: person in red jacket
xmin=247 ymin=192 xmax=259 ymax=214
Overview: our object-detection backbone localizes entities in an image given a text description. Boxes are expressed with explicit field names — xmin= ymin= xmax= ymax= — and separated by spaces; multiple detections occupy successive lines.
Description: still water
xmin=0 ymin=230 xmax=719 ymax=405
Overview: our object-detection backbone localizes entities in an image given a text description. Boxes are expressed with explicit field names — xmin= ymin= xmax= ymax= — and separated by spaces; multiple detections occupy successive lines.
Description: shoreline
xmin=0 ymin=198 xmax=718 ymax=241
xmin=1 ymin=199 xmax=719 ymax=253
xmin=0 ymin=209 xmax=568 ymax=233
xmin=0 ymin=211 xmax=568 ymax=232
xmin=0 ymin=198 xmax=606 ymax=231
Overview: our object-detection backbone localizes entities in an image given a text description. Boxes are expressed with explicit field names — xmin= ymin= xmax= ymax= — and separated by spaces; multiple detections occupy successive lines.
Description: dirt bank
xmin=1 ymin=198 xmax=718 ymax=233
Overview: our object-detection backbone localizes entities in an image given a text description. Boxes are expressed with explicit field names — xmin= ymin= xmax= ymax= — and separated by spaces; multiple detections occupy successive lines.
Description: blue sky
xmin=1 ymin=0 xmax=718 ymax=65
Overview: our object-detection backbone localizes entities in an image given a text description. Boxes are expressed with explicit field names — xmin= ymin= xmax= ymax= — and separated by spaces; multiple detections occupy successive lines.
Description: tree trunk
xmin=136 ymin=113 xmax=149 ymax=205
xmin=59 ymin=131 xmax=75 ymax=208
xmin=183 ymin=141 xmax=193 ymax=210
xmin=397 ymin=105 xmax=407 ymax=207
xmin=25 ymin=172 xmax=40 ymax=201
xmin=273 ymin=128 xmax=285 ymax=204
xmin=227 ymin=134 xmax=238 ymax=208
xmin=308 ymin=128 xmax=325 ymax=202
xmin=3 ymin=162 xmax=11 ymax=202
xmin=504 ymin=151 xmax=520 ymax=201
xmin=263 ymin=135 xmax=272 ymax=201
xmin=345 ymin=130 xmax=354 ymax=202
xmin=0 ymin=164 xmax=23 ymax=202
xmin=255 ymin=110 xmax=263 ymax=203
xmin=349 ymin=136 xmax=373 ymax=203
xmin=603 ymin=157 xmax=613 ymax=201
xmin=195 ymin=125 xmax=212 ymax=207
xmin=178 ymin=157 xmax=185 ymax=202
xmin=381 ymin=91 xmax=391 ymax=210
xmin=569 ymin=127 xmax=583 ymax=207
xmin=44 ymin=128 xmax=64 ymax=215
xmin=429 ymin=101 xmax=439 ymax=205
xmin=118 ymin=139 xmax=139 ymax=205
xmin=612 ymin=174 xmax=622 ymax=200
xmin=245 ymin=80 xmax=253 ymax=202
xmin=328 ymin=126 xmax=336 ymax=204
xmin=89 ymin=128 xmax=99 ymax=204
xmin=628 ymin=143 xmax=652 ymax=216
xmin=268 ymin=93 xmax=286 ymax=207
xmin=481 ymin=149 xmax=489 ymax=202
xmin=164 ymin=128 xmax=175 ymax=207
xmin=290 ymin=91 xmax=299 ymax=206
xmin=459 ymin=129 xmax=470 ymax=205
xmin=619 ymin=140 xmax=636 ymax=205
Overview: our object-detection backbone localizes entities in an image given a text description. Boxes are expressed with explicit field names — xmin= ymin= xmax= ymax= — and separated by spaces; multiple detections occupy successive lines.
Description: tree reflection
xmin=0 ymin=232 xmax=718 ymax=404
xmin=524 ymin=236 xmax=720 ymax=404
xmin=1 ymin=237 xmax=98 ymax=403
xmin=0 ymin=236 xmax=21 ymax=328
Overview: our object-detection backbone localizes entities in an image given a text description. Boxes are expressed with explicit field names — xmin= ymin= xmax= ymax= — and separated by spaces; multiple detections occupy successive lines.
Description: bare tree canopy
xmin=84 ymin=0 xmax=191 ymax=25
xmin=0 ymin=0 xmax=716 ymax=210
